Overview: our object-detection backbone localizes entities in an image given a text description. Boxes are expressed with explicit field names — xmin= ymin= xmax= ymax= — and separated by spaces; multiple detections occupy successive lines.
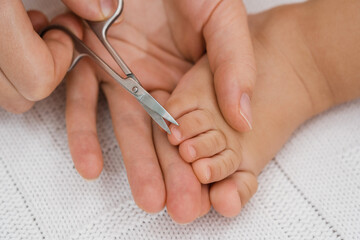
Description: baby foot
xmin=165 ymin=56 xmax=261 ymax=217
xmin=166 ymin=57 xmax=251 ymax=184
xmin=165 ymin=6 xmax=336 ymax=217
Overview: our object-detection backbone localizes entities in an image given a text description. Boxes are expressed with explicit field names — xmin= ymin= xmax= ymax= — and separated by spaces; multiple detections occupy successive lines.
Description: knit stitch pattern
xmin=1 ymin=0 xmax=359 ymax=239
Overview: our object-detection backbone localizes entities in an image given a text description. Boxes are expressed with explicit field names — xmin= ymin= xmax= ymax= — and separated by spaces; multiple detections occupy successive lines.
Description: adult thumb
xmin=203 ymin=0 xmax=256 ymax=132
xmin=62 ymin=0 xmax=117 ymax=21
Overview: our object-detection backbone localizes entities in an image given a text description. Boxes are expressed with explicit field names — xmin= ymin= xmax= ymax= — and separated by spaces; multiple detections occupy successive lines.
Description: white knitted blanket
xmin=1 ymin=0 xmax=359 ymax=239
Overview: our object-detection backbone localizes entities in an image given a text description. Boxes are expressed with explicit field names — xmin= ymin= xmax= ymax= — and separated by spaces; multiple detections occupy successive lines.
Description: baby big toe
xmin=168 ymin=110 xmax=215 ymax=145
xmin=210 ymin=171 xmax=258 ymax=217
xmin=192 ymin=149 xmax=241 ymax=184
xmin=210 ymin=177 xmax=241 ymax=217
xmin=179 ymin=130 xmax=226 ymax=163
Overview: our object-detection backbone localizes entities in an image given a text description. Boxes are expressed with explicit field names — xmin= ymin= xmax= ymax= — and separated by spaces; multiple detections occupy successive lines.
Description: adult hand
xmin=163 ymin=0 xmax=256 ymax=132
xmin=63 ymin=0 xmax=257 ymax=132
xmin=62 ymin=0 xmax=209 ymax=223
xmin=0 ymin=0 xmax=114 ymax=114
xmin=61 ymin=0 xmax=117 ymax=21
xmin=62 ymin=0 xmax=254 ymax=222
xmin=0 ymin=1 xmax=76 ymax=113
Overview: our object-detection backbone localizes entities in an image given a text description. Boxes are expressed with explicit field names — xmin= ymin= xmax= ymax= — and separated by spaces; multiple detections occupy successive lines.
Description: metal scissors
xmin=41 ymin=0 xmax=178 ymax=133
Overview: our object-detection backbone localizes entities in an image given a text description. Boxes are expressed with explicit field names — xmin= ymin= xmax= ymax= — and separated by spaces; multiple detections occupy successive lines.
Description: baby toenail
xmin=188 ymin=145 xmax=196 ymax=159
xmin=171 ymin=127 xmax=182 ymax=141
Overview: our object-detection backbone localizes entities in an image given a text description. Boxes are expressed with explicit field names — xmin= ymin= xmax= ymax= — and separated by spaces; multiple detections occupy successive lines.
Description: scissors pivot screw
xmin=132 ymin=86 xmax=138 ymax=93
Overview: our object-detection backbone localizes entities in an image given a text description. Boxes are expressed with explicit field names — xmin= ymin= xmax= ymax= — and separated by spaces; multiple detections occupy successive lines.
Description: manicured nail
xmin=240 ymin=93 xmax=253 ymax=130
xmin=188 ymin=145 xmax=196 ymax=160
xmin=100 ymin=0 xmax=115 ymax=18
xmin=171 ymin=127 xmax=182 ymax=141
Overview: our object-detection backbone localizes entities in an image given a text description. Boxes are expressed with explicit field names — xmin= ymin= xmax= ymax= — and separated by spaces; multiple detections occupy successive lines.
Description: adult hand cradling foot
xmin=0 ymin=0 xmax=254 ymax=222
xmin=2 ymin=0 xmax=360 ymax=224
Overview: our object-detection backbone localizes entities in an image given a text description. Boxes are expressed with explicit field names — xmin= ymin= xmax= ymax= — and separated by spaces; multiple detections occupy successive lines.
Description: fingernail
xmin=100 ymin=0 xmax=115 ymax=18
xmin=84 ymin=177 xmax=98 ymax=182
xmin=171 ymin=127 xmax=182 ymax=141
xmin=205 ymin=167 xmax=211 ymax=182
xmin=240 ymin=93 xmax=253 ymax=130
xmin=188 ymin=145 xmax=196 ymax=160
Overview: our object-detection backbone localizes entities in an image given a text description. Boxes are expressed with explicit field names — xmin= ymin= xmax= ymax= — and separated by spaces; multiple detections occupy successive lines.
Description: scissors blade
xmin=40 ymin=25 xmax=179 ymax=132
xmin=140 ymin=103 xmax=171 ymax=134
xmin=138 ymin=93 xmax=178 ymax=126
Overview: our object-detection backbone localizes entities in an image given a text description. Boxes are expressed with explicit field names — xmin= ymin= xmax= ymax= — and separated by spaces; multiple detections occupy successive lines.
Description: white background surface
xmin=1 ymin=0 xmax=358 ymax=239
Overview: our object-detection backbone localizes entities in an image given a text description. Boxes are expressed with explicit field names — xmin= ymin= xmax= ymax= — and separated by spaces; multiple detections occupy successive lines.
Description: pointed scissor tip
xmin=172 ymin=120 xmax=179 ymax=126
xmin=162 ymin=122 xmax=171 ymax=134
xmin=162 ymin=112 xmax=178 ymax=126
xmin=166 ymin=120 xmax=178 ymax=135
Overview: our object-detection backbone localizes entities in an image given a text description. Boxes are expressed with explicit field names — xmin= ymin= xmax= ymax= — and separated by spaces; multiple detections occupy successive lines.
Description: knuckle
xmin=208 ymin=162 xmax=221 ymax=182
xmin=222 ymin=151 xmax=239 ymax=175
xmin=209 ymin=133 xmax=220 ymax=151
xmin=212 ymin=131 xmax=226 ymax=150
xmin=213 ymin=161 xmax=226 ymax=181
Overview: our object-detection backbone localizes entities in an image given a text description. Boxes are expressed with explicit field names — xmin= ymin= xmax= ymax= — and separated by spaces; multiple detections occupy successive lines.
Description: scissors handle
xmin=85 ymin=0 xmax=134 ymax=78
xmin=39 ymin=0 xmax=179 ymax=132
xmin=41 ymin=25 xmax=142 ymax=97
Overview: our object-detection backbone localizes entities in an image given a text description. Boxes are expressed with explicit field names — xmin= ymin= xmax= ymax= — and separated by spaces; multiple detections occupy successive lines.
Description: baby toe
xmin=210 ymin=171 xmax=258 ymax=218
xmin=179 ymin=130 xmax=226 ymax=163
xmin=210 ymin=177 xmax=241 ymax=218
xmin=230 ymin=171 xmax=258 ymax=207
xmin=192 ymin=149 xmax=241 ymax=184
xmin=168 ymin=110 xmax=215 ymax=145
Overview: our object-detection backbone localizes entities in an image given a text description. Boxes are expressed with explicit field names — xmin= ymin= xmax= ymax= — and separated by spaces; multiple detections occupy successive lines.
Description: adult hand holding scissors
xmin=0 ymin=0 xmax=114 ymax=113
xmin=1 ymin=0 xmax=255 ymax=223
xmin=61 ymin=0 xmax=255 ymax=223
xmin=1 ymin=0 xmax=255 ymax=132
xmin=68 ymin=0 xmax=257 ymax=132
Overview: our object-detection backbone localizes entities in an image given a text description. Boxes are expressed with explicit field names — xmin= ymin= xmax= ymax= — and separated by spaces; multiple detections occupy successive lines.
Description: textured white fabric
xmin=1 ymin=0 xmax=359 ymax=239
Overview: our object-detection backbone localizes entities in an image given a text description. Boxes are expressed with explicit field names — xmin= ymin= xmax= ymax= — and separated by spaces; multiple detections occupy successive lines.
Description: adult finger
xmin=0 ymin=10 xmax=48 ymax=113
xmin=0 ymin=1 xmax=82 ymax=101
xmin=62 ymin=0 xmax=117 ymax=21
xmin=200 ymin=184 xmax=211 ymax=217
xmin=102 ymin=82 xmax=166 ymax=213
xmin=66 ymin=60 xmax=103 ymax=180
xmin=204 ymin=0 xmax=256 ymax=132
xmin=0 ymin=68 xmax=33 ymax=113
xmin=152 ymin=90 xmax=202 ymax=224
xmin=27 ymin=10 xmax=49 ymax=33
